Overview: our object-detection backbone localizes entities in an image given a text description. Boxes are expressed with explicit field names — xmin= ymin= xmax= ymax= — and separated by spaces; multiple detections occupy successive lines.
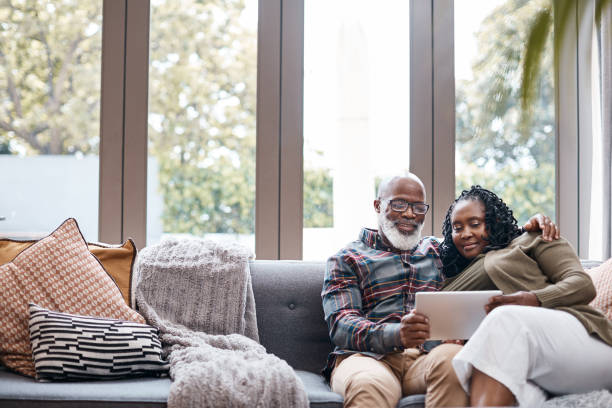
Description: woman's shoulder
xmin=510 ymin=231 xmax=576 ymax=255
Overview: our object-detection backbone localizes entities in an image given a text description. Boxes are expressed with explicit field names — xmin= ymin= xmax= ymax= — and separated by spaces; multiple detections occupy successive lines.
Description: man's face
xmin=374 ymin=177 xmax=427 ymax=251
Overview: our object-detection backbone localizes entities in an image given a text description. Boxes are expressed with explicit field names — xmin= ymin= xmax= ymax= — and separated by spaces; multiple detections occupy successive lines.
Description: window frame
xmin=97 ymin=0 xmax=593 ymax=258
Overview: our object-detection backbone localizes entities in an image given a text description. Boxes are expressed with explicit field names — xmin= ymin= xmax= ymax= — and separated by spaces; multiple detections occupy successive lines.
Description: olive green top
xmin=442 ymin=232 xmax=612 ymax=347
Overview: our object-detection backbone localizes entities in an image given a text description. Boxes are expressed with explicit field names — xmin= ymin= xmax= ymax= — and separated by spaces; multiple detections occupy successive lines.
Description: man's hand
xmin=523 ymin=214 xmax=560 ymax=242
xmin=442 ymin=339 xmax=465 ymax=345
xmin=400 ymin=310 xmax=430 ymax=348
xmin=484 ymin=291 xmax=541 ymax=314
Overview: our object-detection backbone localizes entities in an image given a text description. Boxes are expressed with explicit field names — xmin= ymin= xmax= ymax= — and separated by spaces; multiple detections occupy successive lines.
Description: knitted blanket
xmin=544 ymin=390 xmax=612 ymax=408
xmin=135 ymin=238 xmax=308 ymax=408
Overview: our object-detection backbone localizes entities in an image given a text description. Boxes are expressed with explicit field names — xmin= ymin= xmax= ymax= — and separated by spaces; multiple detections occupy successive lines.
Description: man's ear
xmin=374 ymin=199 xmax=381 ymax=213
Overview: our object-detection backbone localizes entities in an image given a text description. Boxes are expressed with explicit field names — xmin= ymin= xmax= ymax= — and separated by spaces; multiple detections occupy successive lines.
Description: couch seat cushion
xmin=294 ymin=370 xmax=425 ymax=408
xmin=295 ymin=370 xmax=343 ymax=408
xmin=0 ymin=365 xmax=170 ymax=408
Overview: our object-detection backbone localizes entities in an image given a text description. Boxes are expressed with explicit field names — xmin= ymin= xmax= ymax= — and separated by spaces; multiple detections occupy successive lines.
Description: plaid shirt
xmin=321 ymin=228 xmax=444 ymax=378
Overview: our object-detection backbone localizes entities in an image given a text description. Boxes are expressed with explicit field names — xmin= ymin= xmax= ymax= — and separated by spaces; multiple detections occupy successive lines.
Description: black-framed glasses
xmin=382 ymin=199 xmax=430 ymax=215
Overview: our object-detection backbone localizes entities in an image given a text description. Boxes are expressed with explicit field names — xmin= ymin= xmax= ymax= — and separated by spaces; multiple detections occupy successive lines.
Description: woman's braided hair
xmin=440 ymin=185 xmax=523 ymax=278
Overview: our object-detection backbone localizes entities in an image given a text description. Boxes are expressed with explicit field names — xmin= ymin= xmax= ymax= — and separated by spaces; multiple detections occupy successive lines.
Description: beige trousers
xmin=330 ymin=344 xmax=468 ymax=408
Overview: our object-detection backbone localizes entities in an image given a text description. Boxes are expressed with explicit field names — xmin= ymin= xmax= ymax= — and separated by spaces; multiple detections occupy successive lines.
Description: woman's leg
xmin=454 ymin=305 xmax=612 ymax=406
xmin=453 ymin=306 xmax=556 ymax=407
xmin=470 ymin=368 xmax=516 ymax=407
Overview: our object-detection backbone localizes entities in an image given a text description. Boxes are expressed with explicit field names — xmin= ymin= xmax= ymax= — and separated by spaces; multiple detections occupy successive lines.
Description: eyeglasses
xmin=382 ymin=199 xmax=430 ymax=215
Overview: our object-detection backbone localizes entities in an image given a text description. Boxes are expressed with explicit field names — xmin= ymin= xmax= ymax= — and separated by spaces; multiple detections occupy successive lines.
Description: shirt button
xmin=288 ymin=303 xmax=296 ymax=310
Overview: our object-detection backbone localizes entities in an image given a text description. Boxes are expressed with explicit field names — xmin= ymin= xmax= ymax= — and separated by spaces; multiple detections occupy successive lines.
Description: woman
xmin=440 ymin=186 xmax=612 ymax=407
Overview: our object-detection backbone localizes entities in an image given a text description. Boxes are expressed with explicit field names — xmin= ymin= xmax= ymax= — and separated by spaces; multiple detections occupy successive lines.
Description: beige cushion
xmin=0 ymin=236 xmax=137 ymax=307
xmin=0 ymin=218 xmax=145 ymax=377
xmin=586 ymin=258 xmax=612 ymax=320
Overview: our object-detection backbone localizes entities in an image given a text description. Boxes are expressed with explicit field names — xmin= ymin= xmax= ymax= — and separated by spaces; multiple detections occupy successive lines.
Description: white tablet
xmin=415 ymin=290 xmax=502 ymax=340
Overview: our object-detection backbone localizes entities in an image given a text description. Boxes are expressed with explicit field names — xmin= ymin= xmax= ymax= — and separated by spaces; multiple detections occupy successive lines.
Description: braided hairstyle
xmin=440 ymin=185 xmax=523 ymax=278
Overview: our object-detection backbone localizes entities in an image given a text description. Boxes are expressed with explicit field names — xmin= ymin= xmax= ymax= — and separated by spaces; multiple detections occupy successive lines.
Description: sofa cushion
xmin=0 ymin=237 xmax=137 ymax=307
xmin=250 ymin=260 xmax=334 ymax=374
xmin=0 ymin=365 xmax=169 ymax=408
xmin=0 ymin=218 xmax=145 ymax=377
xmin=295 ymin=370 xmax=343 ymax=408
xmin=88 ymin=240 xmax=138 ymax=308
xmin=586 ymin=258 xmax=612 ymax=320
xmin=29 ymin=304 xmax=168 ymax=381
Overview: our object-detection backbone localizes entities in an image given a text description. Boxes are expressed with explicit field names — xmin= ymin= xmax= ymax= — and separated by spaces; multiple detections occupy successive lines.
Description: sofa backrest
xmin=249 ymin=259 xmax=603 ymax=375
xmin=250 ymin=260 xmax=332 ymax=374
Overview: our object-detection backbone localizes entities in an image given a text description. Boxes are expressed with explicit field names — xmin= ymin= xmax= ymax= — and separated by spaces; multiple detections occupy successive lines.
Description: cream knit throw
xmin=135 ymin=238 xmax=308 ymax=408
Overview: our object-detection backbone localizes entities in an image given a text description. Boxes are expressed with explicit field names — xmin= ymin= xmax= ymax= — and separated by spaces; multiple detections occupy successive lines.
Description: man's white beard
xmin=377 ymin=203 xmax=423 ymax=251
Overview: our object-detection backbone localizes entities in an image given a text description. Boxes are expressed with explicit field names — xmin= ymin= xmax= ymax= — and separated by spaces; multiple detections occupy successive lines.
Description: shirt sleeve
xmin=529 ymin=236 xmax=597 ymax=308
xmin=321 ymin=254 xmax=403 ymax=353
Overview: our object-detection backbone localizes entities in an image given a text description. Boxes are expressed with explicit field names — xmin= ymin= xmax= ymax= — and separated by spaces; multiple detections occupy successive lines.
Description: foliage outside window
xmin=0 ymin=1 xmax=101 ymax=156
xmin=455 ymin=0 xmax=555 ymax=224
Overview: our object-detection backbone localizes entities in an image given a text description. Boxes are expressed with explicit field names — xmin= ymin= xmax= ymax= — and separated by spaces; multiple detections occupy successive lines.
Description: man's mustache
xmin=393 ymin=220 xmax=421 ymax=227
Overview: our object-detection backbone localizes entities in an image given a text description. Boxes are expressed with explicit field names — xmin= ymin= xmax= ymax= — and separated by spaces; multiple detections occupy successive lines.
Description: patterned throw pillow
xmin=0 ymin=218 xmax=145 ymax=377
xmin=587 ymin=258 xmax=612 ymax=320
xmin=0 ymin=237 xmax=137 ymax=307
xmin=29 ymin=304 xmax=168 ymax=381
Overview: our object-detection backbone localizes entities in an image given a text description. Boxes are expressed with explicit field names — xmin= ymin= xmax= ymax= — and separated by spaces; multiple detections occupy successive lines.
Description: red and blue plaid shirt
xmin=321 ymin=228 xmax=445 ymax=378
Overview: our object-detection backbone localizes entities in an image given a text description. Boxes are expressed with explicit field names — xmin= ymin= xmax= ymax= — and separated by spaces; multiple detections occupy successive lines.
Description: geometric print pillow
xmin=29 ymin=303 xmax=169 ymax=381
xmin=0 ymin=218 xmax=145 ymax=377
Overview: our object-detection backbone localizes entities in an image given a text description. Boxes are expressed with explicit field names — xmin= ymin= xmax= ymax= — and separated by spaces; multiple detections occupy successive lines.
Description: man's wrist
xmin=383 ymin=323 xmax=404 ymax=352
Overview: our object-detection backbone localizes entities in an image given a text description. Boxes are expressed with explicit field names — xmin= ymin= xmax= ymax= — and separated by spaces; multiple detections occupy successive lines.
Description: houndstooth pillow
xmin=29 ymin=303 xmax=169 ymax=381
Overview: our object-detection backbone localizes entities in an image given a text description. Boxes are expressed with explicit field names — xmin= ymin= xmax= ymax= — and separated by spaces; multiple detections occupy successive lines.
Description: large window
xmin=147 ymin=0 xmax=257 ymax=251
xmin=3 ymin=1 xmax=596 ymax=259
xmin=0 ymin=1 xmax=102 ymax=240
xmin=302 ymin=0 xmax=410 ymax=259
xmin=455 ymin=0 xmax=555 ymax=225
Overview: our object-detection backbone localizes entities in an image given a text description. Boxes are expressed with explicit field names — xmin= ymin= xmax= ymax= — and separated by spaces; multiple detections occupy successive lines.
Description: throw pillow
xmin=29 ymin=303 xmax=168 ymax=381
xmin=0 ymin=237 xmax=137 ymax=306
xmin=88 ymin=239 xmax=138 ymax=308
xmin=0 ymin=218 xmax=145 ymax=377
xmin=586 ymin=258 xmax=612 ymax=320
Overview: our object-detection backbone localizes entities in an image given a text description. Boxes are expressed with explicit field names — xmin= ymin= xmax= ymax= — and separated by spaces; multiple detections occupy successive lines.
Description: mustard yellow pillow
xmin=88 ymin=240 xmax=137 ymax=307
xmin=0 ymin=218 xmax=145 ymax=377
xmin=0 ymin=236 xmax=136 ymax=307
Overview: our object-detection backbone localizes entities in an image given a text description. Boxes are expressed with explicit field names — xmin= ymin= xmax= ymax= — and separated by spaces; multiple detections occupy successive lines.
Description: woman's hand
xmin=484 ymin=291 xmax=541 ymax=313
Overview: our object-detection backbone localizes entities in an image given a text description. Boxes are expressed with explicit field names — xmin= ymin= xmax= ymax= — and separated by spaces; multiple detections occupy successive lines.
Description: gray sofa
xmin=0 ymin=259 xmax=603 ymax=407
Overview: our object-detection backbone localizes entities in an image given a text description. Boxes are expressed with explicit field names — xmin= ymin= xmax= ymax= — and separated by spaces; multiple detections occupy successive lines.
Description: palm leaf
xmin=520 ymin=5 xmax=552 ymax=126
xmin=520 ymin=0 xmax=611 ymax=128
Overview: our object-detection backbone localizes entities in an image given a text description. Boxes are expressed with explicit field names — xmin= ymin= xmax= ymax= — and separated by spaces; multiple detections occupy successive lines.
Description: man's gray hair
xmin=377 ymin=174 xmax=425 ymax=199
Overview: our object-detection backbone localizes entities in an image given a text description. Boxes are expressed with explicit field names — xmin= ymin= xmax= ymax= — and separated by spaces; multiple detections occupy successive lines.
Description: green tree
xmin=1 ymin=0 xmax=334 ymax=236
xmin=148 ymin=0 xmax=257 ymax=234
xmin=456 ymin=0 xmax=556 ymax=223
xmin=303 ymin=168 xmax=333 ymax=228
xmin=0 ymin=0 xmax=102 ymax=155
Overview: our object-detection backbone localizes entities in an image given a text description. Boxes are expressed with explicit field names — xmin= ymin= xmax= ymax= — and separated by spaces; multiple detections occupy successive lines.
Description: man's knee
xmin=344 ymin=371 xmax=401 ymax=408
xmin=427 ymin=343 xmax=463 ymax=376
xmin=333 ymin=355 xmax=401 ymax=408
xmin=425 ymin=344 xmax=469 ymax=407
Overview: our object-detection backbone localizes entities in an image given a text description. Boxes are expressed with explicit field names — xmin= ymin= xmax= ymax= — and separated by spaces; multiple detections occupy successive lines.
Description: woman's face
xmin=451 ymin=199 xmax=489 ymax=259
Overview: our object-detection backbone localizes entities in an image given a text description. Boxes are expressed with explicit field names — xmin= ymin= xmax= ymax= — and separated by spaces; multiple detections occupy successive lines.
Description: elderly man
xmin=321 ymin=173 xmax=557 ymax=408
